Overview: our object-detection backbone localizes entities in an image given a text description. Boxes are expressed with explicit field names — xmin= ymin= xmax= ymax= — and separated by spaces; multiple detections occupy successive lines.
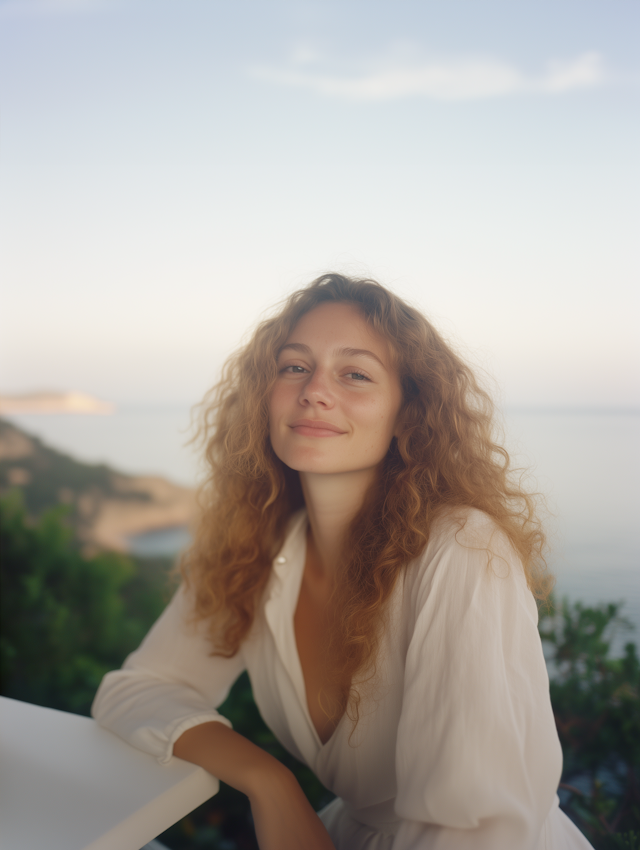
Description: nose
xmin=299 ymin=368 xmax=334 ymax=408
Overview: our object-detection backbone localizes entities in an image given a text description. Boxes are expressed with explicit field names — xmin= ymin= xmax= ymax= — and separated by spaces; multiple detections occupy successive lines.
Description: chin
xmin=275 ymin=450 xmax=342 ymax=475
xmin=283 ymin=458 xmax=344 ymax=475
xmin=284 ymin=454 xmax=377 ymax=477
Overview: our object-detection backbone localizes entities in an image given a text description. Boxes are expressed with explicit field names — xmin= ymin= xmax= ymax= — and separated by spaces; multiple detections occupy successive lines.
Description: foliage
xmin=0 ymin=492 xmax=169 ymax=715
xmin=540 ymin=599 xmax=640 ymax=849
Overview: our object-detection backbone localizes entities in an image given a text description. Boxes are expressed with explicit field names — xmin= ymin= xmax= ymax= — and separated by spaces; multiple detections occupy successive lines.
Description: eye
xmin=346 ymin=371 xmax=370 ymax=382
xmin=281 ymin=364 xmax=308 ymax=374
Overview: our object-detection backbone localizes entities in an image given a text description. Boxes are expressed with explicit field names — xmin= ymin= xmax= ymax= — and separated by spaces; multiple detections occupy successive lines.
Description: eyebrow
xmin=277 ymin=343 xmax=387 ymax=369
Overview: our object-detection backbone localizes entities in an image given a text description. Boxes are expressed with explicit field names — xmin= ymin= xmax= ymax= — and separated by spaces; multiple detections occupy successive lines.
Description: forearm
xmin=173 ymin=721 xmax=335 ymax=850
xmin=173 ymin=720 xmax=289 ymax=798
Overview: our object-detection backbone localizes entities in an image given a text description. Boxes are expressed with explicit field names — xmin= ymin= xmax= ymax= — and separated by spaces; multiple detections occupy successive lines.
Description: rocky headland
xmin=0 ymin=418 xmax=196 ymax=553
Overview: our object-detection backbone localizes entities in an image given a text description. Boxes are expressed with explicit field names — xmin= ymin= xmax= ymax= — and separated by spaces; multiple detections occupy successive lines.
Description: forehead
xmin=285 ymin=301 xmax=391 ymax=354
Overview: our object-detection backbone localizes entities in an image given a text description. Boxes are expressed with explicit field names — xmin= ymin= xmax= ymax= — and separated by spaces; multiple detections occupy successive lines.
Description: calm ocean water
xmin=7 ymin=407 xmax=639 ymax=641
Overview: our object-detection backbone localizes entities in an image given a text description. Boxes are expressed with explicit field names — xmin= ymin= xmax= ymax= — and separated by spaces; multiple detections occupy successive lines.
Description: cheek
xmin=375 ymin=392 xmax=402 ymax=430
xmin=374 ymin=396 xmax=403 ymax=444
xmin=268 ymin=383 xmax=287 ymax=420
xmin=267 ymin=394 xmax=278 ymax=445
xmin=268 ymin=384 xmax=292 ymax=450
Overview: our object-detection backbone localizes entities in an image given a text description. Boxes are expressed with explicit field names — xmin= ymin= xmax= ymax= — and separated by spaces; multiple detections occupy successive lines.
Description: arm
xmin=173 ymin=722 xmax=335 ymax=850
xmin=92 ymin=584 xmax=334 ymax=850
xmin=392 ymin=512 xmax=562 ymax=850
xmin=92 ymin=583 xmax=244 ymax=762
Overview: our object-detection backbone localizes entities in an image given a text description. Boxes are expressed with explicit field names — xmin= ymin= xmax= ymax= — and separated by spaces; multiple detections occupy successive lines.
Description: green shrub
xmin=0 ymin=492 xmax=168 ymax=715
xmin=540 ymin=599 xmax=640 ymax=848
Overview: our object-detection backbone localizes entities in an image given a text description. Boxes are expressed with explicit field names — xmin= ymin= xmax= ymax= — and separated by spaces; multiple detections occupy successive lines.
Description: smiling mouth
xmin=289 ymin=419 xmax=346 ymax=437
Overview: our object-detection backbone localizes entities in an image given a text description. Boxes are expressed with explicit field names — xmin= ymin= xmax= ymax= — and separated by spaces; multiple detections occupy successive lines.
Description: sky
xmin=1 ymin=0 xmax=639 ymax=409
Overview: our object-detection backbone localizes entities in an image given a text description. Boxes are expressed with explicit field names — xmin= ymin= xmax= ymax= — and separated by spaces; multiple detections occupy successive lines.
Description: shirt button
xmin=276 ymin=556 xmax=287 ymax=564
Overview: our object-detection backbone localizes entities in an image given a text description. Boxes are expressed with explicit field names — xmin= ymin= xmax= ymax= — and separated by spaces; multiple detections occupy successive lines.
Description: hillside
xmin=0 ymin=418 xmax=196 ymax=552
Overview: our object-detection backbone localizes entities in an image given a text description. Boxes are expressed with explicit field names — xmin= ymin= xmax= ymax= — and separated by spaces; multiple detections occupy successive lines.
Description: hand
xmin=249 ymin=768 xmax=335 ymax=850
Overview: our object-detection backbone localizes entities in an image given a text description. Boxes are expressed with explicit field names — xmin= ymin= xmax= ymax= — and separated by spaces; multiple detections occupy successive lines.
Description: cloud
xmin=538 ymin=53 xmax=604 ymax=93
xmin=250 ymin=50 xmax=606 ymax=102
xmin=0 ymin=0 xmax=106 ymax=18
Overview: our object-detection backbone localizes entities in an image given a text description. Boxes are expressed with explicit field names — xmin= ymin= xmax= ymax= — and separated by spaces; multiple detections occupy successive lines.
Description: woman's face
xmin=269 ymin=302 xmax=403 ymax=477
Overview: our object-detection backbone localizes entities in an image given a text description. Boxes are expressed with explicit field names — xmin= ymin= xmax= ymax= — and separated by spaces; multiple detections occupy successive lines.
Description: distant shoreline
xmin=127 ymin=523 xmax=192 ymax=557
xmin=0 ymin=392 xmax=115 ymax=415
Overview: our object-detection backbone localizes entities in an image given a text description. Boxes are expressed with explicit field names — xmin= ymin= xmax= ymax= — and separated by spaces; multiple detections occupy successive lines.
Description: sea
xmin=6 ymin=406 xmax=639 ymax=645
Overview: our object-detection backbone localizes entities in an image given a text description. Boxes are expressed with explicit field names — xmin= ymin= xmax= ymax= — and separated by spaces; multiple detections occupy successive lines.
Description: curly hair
xmin=182 ymin=273 xmax=552 ymax=721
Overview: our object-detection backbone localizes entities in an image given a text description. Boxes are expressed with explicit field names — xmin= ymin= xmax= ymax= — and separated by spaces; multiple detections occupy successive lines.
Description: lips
xmin=289 ymin=418 xmax=346 ymax=437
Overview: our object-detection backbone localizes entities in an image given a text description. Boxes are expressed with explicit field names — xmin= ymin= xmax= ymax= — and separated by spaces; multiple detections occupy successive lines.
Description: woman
xmin=93 ymin=273 xmax=593 ymax=849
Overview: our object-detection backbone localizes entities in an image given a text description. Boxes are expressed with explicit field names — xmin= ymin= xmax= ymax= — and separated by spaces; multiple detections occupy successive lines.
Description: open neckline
xmin=288 ymin=517 xmax=347 ymax=750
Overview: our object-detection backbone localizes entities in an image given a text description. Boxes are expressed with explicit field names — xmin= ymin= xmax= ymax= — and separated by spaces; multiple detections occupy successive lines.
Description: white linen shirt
xmin=92 ymin=508 xmax=593 ymax=850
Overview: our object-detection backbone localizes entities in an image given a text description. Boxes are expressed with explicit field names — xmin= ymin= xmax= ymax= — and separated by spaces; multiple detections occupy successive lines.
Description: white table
xmin=0 ymin=697 xmax=219 ymax=850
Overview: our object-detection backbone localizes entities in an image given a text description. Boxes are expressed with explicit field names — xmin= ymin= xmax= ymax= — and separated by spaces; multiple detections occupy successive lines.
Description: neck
xmin=299 ymin=467 xmax=378 ymax=579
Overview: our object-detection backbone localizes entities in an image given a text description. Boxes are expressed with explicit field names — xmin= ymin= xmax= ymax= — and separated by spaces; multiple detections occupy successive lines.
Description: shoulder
xmin=426 ymin=505 xmax=510 ymax=554
xmin=409 ymin=505 xmax=519 ymax=577
xmin=401 ymin=507 xmax=533 ymax=625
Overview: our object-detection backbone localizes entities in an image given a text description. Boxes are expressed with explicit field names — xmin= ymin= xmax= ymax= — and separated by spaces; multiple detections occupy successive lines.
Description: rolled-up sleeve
xmin=91 ymin=584 xmax=245 ymax=764
xmin=393 ymin=512 xmax=562 ymax=850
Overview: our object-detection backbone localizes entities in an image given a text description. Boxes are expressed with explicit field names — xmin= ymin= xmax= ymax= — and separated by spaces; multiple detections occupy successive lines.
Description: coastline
xmin=0 ymin=391 xmax=115 ymax=415
xmin=0 ymin=417 xmax=196 ymax=555
xmin=85 ymin=473 xmax=196 ymax=552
